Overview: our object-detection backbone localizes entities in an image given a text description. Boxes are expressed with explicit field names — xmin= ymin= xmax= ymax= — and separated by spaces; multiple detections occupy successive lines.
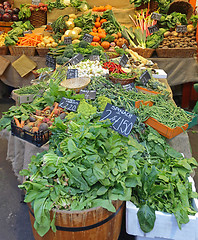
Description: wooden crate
xmin=0 ymin=21 xmax=13 ymax=33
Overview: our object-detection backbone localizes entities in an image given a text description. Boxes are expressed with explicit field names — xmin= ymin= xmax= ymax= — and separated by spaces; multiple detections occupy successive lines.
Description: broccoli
xmin=91 ymin=48 xmax=101 ymax=55
xmin=78 ymin=40 xmax=88 ymax=48
xmin=63 ymin=49 xmax=74 ymax=58
xmin=56 ymin=56 xmax=65 ymax=65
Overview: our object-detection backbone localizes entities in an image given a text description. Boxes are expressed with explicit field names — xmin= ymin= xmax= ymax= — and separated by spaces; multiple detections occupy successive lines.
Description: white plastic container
xmin=126 ymin=177 xmax=198 ymax=240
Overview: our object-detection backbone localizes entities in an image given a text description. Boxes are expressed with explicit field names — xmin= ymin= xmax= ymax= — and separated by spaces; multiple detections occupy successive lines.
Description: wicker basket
xmin=0 ymin=46 xmax=8 ymax=55
xmin=29 ymin=10 xmax=47 ymax=28
xmin=36 ymin=47 xmax=49 ymax=57
xmin=109 ymin=75 xmax=136 ymax=85
xmin=8 ymin=46 xmax=36 ymax=56
xmin=130 ymin=48 xmax=155 ymax=58
xmin=156 ymin=47 xmax=197 ymax=58
xmin=168 ymin=0 xmax=193 ymax=20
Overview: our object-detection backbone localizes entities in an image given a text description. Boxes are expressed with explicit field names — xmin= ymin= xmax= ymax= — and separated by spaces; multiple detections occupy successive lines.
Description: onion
xmin=3 ymin=1 xmax=11 ymax=7
xmin=13 ymin=7 xmax=20 ymax=14
xmin=12 ymin=14 xmax=19 ymax=21
xmin=65 ymin=20 xmax=75 ymax=30
xmin=2 ymin=12 xmax=11 ymax=21
xmin=5 ymin=8 xmax=13 ymax=15
xmin=68 ymin=30 xmax=78 ymax=39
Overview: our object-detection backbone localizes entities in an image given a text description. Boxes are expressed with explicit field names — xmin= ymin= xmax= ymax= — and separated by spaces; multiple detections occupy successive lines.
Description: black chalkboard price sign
xmin=82 ymin=33 xmax=94 ymax=43
xmin=67 ymin=69 xmax=78 ymax=79
xmin=89 ymin=55 xmax=100 ymax=61
xmin=176 ymin=25 xmax=187 ymax=33
xmin=100 ymin=103 xmax=137 ymax=137
xmin=148 ymin=24 xmax=159 ymax=34
xmin=140 ymin=70 xmax=151 ymax=85
xmin=119 ymin=54 xmax=129 ymax=67
xmin=79 ymin=90 xmax=96 ymax=99
xmin=46 ymin=54 xmax=56 ymax=70
xmin=151 ymin=12 xmax=162 ymax=21
xmin=58 ymin=97 xmax=80 ymax=112
xmin=64 ymin=37 xmax=72 ymax=45
xmin=69 ymin=53 xmax=84 ymax=65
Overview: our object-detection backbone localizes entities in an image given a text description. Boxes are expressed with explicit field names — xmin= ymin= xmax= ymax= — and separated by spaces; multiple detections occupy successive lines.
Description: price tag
xmin=104 ymin=52 xmax=108 ymax=61
xmin=82 ymin=33 xmax=94 ymax=43
xmin=79 ymin=90 xmax=96 ymax=99
xmin=140 ymin=70 xmax=151 ymax=85
xmin=58 ymin=97 xmax=80 ymax=112
xmin=64 ymin=37 xmax=72 ymax=45
xmin=23 ymin=30 xmax=32 ymax=35
xmin=69 ymin=53 xmax=84 ymax=65
xmin=122 ymin=82 xmax=136 ymax=92
xmin=46 ymin=54 xmax=56 ymax=70
xmin=119 ymin=54 xmax=129 ymax=67
xmin=100 ymin=103 xmax=137 ymax=137
xmin=32 ymin=0 xmax=40 ymax=5
xmin=122 ymin=44 xmax=128 ymax=50
xmin=176 ymin=25 xmax=187 ymax=33
xmin=67 ymin=69 xmax=78 ymax=79
xmin=89 ymin=55 xmax=100 ymax=61
xmin=148 ymin=24 xmax=159 ymax=34
xmin=151 ymin=12 xmax=162 ymax=21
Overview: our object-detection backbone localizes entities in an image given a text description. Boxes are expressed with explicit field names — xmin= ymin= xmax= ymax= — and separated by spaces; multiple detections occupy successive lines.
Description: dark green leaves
xmin=137 ymin=205 xmax=156 ymax=233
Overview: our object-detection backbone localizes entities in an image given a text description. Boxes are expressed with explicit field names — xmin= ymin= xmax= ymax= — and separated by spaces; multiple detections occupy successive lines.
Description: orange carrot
xmin=14 ymin=117 xmax=21 ymax=128
xmin=21 ymin=120 xmax=25 ymax=128
xmin=49 ymin=102 xmax=59 ymax=119
xmin=42 ymin=106 xmax=50 ymax=112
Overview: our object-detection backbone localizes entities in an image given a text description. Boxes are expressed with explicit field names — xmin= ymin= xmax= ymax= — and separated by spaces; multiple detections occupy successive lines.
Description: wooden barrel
xmin=28 ymin=200 xmax=124 ymax=240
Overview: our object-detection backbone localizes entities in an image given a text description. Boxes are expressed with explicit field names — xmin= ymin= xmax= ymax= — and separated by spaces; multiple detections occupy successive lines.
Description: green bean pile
xmin=14 ymin=82 xmax=47 ymax=95
xmin=137 ymin=100 xmax=193 ymax=128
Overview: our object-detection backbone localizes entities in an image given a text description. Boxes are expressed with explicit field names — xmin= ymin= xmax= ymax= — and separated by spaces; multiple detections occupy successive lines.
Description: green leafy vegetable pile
xmin=49 ymin=41 xmax=106 ymax=65
xmin=134 ymin=126 xmax=198 ymax=232
xmin=74 ymin=12 xmax=97 ymax=35
xmin=19 ymin=114 xmax=144 ymax=236
xmin=159 ymin=12 xmax=188 ymax=29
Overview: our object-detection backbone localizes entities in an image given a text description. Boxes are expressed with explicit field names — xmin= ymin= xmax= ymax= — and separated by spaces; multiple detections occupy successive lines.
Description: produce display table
xmin=0 ymin=129 xmax=49 ymax=183
xmin=0 ymin=129 xmax=193 ymax=184
xmin=0 ymin=56 xmax=197 ymax=89
xmin=149 ymin=57 xmax=198 ymax=87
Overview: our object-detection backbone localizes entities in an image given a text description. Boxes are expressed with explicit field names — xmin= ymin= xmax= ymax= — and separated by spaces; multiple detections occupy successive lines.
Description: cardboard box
xmin=11 ymin=89 xmax=43 ymax=106
xmin=126 ymin=177 xmax=198 ymax=240
xmin=152 ymin=69 xmax=167 ymax=79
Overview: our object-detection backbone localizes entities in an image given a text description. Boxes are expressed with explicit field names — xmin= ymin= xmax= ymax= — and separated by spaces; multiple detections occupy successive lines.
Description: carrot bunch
xmin=16 ymin=33 xmax=43 ymax=47
xmin=89 ymin=16 xmax=108 ymax=44
xmin=92 ymin=5 xmax=112 ymax=12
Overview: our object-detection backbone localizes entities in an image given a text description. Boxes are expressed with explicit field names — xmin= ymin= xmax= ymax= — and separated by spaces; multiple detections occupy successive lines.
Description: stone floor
xmin=0 ymin=98 xmax=197 ymax=240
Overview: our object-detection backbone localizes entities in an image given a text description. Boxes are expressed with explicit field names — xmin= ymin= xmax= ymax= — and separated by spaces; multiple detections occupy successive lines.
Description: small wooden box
xmin=0 ymin=21 xmax=13 ymax=33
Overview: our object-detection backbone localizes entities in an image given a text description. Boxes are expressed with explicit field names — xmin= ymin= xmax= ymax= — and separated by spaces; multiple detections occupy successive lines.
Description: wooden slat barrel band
xmin=28 ymin=202 xmax=124 ymax=232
